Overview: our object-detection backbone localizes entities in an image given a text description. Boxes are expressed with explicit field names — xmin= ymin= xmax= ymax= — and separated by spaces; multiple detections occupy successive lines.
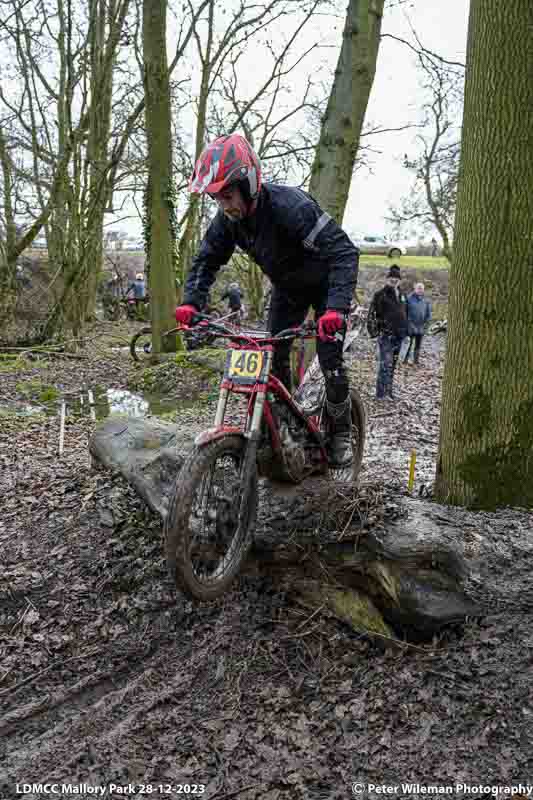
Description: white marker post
xmin=87 ymin=389 xmax=96 ymax=421
xmin=58 ymin=400 xmax=66 ymax=456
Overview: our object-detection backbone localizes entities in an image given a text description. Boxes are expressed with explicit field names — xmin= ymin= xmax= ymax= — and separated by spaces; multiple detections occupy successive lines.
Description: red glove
xmin=318 ymin=309 xmax=344 ymax=341
xmin=175 ymin=304 xmax=197 ymax=325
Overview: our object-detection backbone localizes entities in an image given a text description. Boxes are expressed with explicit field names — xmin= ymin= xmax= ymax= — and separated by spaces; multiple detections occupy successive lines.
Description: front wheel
xmin=388 ymin=248 xmax=402 ymax=258
xmin=130 ymin=327 xmax=152 ymax=362
xmin=164 ymin=435 xmax=258 ymax=601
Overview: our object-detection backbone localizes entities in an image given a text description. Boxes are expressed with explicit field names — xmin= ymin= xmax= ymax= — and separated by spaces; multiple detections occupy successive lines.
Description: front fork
xmin=215 ymin=352 xmax=273 ymax=518
xmin=214 ymin=351 xmax=272 ymax=438
xmin=236 ymin=387 xmax=266 ymax=521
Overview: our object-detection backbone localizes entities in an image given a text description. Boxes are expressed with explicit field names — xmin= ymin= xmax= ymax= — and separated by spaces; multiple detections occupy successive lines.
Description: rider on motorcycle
xmin=175 ymin=134 xmax=359 ymax=468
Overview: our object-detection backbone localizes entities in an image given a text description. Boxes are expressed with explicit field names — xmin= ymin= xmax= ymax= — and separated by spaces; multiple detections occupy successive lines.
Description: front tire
xmin=164 ymin=435 xmax=258 ymax=601
xmin=388 ymin=248 xmax=402 ymax=258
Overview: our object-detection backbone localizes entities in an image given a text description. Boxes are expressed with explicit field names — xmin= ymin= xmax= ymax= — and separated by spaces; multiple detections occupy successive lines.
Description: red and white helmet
xmin=189 ymin=134 xmax=261 ymax=203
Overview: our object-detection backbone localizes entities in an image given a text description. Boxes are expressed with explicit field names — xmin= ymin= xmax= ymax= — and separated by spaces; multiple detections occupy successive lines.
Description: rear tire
xmin=349 ymin=386 xmax=366 ymax=479
xmin=325 ymin=386 xmax=366 ymax=483
xmin=388 ymin=248 xmax=402 ymax=258
xmin=164 ymin=435 xmax=258 ymax=601
xmin=130 ymin=327 xmax=152 ymax=362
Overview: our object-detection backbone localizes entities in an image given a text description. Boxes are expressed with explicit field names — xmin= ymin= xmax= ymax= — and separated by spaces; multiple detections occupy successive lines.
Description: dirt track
xmin=1 ymin=328 xmax=533 ymax=799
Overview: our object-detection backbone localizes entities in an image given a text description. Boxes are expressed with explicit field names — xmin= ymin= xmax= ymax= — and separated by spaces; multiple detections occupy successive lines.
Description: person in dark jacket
xmin=403 ymin=282 xmax=432 ymax=365
xmin=221 ymin=282 xmax=243 ymax=324
xmin=367 ymin=265 xmax=408 ymax=400
xmin=174 ymin=134 xmax=359 ymax=467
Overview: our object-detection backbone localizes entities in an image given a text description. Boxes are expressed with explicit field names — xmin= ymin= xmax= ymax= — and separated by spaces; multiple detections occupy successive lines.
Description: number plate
xmin=224 ymin=349 xmax=264 ymax=383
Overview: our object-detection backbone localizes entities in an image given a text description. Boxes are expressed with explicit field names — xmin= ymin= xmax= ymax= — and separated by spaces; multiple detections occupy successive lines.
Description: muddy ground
xmin=1 ymin=323 xmax=533 ymax=800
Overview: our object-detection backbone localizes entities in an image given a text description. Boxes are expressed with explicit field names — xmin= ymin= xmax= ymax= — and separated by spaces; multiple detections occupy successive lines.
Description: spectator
xmin=431 ymin=237 xmax=438 ymax=257
xmin=126 ymin=273 xmax=147 ymax=308
xmin=403 ymin=282 xmax=432 ymax=366
xmin=221 ymin=282 xmax=243 ymax=324
xmin=15 ymin=263 xmax=32 ymax=288
xmin=367 ymin=264 xmax=408 ymax=400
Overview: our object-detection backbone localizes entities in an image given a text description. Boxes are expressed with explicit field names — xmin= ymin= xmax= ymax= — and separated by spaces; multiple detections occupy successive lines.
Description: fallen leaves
xmin=1 ymin=324 xmax=533 ymax=797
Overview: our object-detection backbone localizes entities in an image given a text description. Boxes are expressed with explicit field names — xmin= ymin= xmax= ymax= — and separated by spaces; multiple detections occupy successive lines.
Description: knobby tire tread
xmin=164 ymin=435 xmax=258 ymax=601
xmin=350 ymin=386 xmax=366 ymax=479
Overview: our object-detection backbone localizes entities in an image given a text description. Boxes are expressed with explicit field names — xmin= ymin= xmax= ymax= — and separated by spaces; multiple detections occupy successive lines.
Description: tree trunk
xmin=248 ymin=260 xmax=264 ymax=320
xmin=143 ymin=0 xmax=178 ymax=356
xmin=36 ymin=1 xmax=130 ymax=339
xmin=83 ymin=0 xmax=117 ymax=320
xmin=435 ymin=0 xmax=533 ymax=509
xmin=0 ymin=254 xmax=17 ymax=326
xmin=308 ymin=0 xmax=385 ymax=223
xmin=0 ymin=128 xmax=19 ymax=323
xmin=177 ymin=0 xmax=214 ymax=293
xmin=89 ymin=415 xmax=481 ymax=639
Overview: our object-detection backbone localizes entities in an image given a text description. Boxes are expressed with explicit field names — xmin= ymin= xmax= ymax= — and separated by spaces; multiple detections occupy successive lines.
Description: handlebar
xmin=176 ymin=315 xmax=317 ymax=347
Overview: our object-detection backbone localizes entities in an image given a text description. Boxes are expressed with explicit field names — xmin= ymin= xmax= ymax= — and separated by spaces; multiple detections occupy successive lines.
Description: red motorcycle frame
xmin=165 ymin=316 xmax=364 ymax=600
xmin=192 ymin=320 xmax=330 ymax=479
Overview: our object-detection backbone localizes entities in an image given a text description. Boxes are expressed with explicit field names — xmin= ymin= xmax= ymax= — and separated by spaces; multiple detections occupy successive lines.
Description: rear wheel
xmin=349 ymin=386 xmax=366 ymax=479
xmin=164 ymin=435 xmax=258 ymax=601
xmin=130 ymin=327 xmax=153 ymax=362
xmin=388 ymin=247 xmax=402 ymax=258
xmin=324 ymin=387 xmax=366 ymax=483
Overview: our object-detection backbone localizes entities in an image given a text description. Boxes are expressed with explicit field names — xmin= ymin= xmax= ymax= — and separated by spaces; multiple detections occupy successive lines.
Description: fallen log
xmin=89 ymin=416 xmax=484 ymax=641
xmin=89 ymin=416 xmax=184 ymax=519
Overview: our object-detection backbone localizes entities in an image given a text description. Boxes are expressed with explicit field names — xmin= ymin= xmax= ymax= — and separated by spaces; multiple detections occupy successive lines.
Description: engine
xmin=256 ymin=401 xmax=320 ymax=483
xmin=278 ymin=419 xmax=307 ymax=482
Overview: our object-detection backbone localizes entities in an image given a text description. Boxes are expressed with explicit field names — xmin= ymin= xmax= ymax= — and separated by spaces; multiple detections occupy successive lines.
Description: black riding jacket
xmin=368 ymin=285 xmax=408 ymax=338
xmin=184 ymin=183 xmax=359 ymax=313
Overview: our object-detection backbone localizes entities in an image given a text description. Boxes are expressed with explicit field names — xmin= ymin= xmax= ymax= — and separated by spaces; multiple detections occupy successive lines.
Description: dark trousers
xmin=403 ymin=333 xmax=423 ymax=364
xmin=268 ymin=285 xmax=348 ymax=404
xmin=376 ymin=334 xmax=403 ymax=398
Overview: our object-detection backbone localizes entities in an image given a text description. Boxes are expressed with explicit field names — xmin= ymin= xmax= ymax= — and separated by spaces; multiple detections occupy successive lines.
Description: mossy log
xmin=89 ymin=417 xmax=482 ymax=640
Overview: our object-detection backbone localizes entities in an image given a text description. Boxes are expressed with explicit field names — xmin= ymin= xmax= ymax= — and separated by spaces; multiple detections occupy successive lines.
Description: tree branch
xmin=381 ymin=33 xmax=465 ymax=70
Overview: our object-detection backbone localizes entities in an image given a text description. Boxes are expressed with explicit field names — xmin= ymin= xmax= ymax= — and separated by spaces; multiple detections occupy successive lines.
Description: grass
xmin=359 ymin=254 xmax=450 ymax=269
xmin=0 ymin=406 xmax=49 ymax=428
xmin=15 ymin=379 xmax=60 ymax=403
xmin=0 ymin=355 xmax=32 ymax=373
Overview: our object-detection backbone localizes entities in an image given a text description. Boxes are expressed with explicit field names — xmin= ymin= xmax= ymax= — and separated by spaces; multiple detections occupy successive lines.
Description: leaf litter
xmin=0 ymin=326 xmax=532 ymax=798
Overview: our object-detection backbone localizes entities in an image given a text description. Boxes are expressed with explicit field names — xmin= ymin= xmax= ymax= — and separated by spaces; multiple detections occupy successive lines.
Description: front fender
xmin=194 ymin=426 xmax=244 ymax=447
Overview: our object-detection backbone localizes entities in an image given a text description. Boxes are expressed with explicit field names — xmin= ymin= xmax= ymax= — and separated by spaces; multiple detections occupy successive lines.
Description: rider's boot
xmin=326 ymin=396 xmax=353 ymax=468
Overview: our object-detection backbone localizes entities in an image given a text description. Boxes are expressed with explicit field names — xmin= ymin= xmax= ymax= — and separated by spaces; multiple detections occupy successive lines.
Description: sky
xmin=343 ymin=0 xmax=470 ymax=241
xmin=105 ymin=0 xmax=470 ymax=244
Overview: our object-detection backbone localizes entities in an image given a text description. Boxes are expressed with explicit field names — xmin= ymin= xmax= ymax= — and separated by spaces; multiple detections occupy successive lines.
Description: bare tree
xmin=176 ymin=0 xmax=329 ymax=286
xmin=386 ymin=38 xmax=464 ymax=261
xmin=0 ymin=0 xmax=212 ymax=337
xmin=308 ymin=0 xmax=386 ymax=222
xmin=142 ymin=0 xmax=178 ymax=356
xmin=176 ymin=0 xmax=329 ymax=311
xmin=435 ymin=0 xmax=533 ymax=509
xmin=0 ymin=0 xmax=135 ymax=334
